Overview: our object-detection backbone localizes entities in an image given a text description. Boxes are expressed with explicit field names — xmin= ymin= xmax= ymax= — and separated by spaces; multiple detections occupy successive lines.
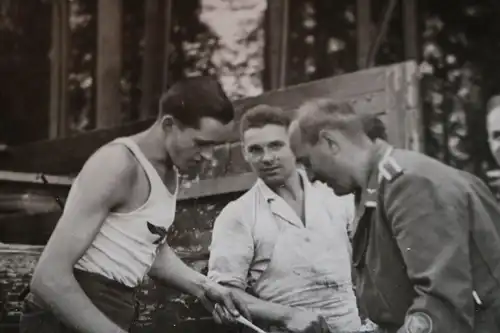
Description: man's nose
xmin=261 ymin=150 xmax=275 ymax=163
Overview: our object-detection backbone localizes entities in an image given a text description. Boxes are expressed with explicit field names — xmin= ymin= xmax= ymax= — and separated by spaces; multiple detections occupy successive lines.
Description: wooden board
xmin=0 ymin=65 xmax=389 ymax=176
xmin=0 ymin=61 xmax=421 ymax=206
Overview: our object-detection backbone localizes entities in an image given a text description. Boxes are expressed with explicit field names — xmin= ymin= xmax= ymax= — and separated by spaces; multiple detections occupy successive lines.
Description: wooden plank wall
xmin=0 ymin=66 xmax=388 ymax=176
xmin=96 ymin=0 xmax=122 ymax=128
xmin=265 ymin=0 xmax=289 ymax=89
xmin=140 ymin=0 xmax=166 ymax=120
xmin=0 ymin=62 xmax=421 ymax=245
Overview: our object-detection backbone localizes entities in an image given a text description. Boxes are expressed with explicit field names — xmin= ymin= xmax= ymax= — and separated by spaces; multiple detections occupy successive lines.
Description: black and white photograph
xmin=1 ymin=0 xmax=500 ymax=332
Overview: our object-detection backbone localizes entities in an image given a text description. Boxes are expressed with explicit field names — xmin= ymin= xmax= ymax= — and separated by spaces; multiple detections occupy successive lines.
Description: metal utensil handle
xmin=236 ymin=315 xmax=269 ymax=333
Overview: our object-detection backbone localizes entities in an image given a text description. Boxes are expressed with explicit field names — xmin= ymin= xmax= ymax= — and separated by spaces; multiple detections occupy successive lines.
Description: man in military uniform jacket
xmin=289 ymin=98 xmax=500 ymax=333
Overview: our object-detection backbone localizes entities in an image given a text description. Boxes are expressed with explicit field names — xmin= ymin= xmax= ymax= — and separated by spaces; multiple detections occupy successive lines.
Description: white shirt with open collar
xmin=208 ymin=168 xmax=355 ymax=291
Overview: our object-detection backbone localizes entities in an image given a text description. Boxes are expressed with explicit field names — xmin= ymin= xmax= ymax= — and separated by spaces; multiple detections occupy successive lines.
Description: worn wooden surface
xmin=0 ymin=193 xmax=241 ymax=332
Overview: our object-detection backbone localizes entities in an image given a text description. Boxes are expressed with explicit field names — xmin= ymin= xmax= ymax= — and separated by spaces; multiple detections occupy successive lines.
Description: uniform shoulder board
xmin=378 ymin=155 xmax=404 ymax=183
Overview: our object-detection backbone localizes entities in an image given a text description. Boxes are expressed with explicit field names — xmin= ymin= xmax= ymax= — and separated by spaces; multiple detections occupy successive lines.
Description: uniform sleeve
xmin=207 ymin=201 xmax=254 ymax=290
xmin=384 ymin=173 xmax=475 ymax=333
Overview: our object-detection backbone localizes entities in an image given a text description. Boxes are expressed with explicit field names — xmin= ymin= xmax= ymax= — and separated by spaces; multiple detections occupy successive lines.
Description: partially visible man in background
xmin=208 ymin=105 xmax=362 ymax=333
xmin=486 ymin=94 xmax=500 ymax=193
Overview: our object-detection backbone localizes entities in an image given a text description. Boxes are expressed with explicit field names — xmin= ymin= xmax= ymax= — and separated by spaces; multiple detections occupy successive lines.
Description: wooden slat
xmin=177 ymin=173 xmax=256 ymax=200
xmin=140 ymin=0 xmax=165 ymax=120
xmin=402 ymin=61 xmax=423 ymax=152
xmin=0 ymin=170 xmax=256 ymax=202
xmin=162 ymin=0 xmax=173 ymax=90
xmin=0 ymin=119 xmax=152 ymax=175
xmin=384 ymin=61 xmax=422 ymax=149
xmin=265 ymin=0 xmax=289 ymax=89
xmin=0 ymin=89 xmax=389 ymax=207
xmin=0 ymin=171 xmax=73 ymax=186
xmin=49 ymin=0 xmax=69 ymax=138
xmin=0 ymin=90 xmax=387 ymax=183
xmin=0 ymin=67 xmax=388 ymax=175
xmin=48 ymin=1 xmax=61 ymax=138
xmin=234 ymin=66 xmax=386 ymax=123
xmin=403 ymin=0 xmax=419 ymax=61
xmin=0 ymin=89 xmax=389 ymax=204
xmin=96 ymin=0 xmax=123 ymax=128
xmin=356 ymin=0 xmax=371 ymax=69
xmin=366 ymin=0 xmax=399 ymax=68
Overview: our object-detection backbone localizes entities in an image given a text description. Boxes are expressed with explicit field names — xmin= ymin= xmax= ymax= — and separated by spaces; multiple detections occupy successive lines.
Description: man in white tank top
xmin=20 ymin=76 xmax=250 ymax=333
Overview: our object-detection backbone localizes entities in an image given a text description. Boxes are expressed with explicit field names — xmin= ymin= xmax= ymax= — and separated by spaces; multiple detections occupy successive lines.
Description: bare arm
xmin=226 ymin=286 xmax=292 ymax=325
xmin=208 ymin=202 xmax=328 ymax=332
xmin=30 ymin=145 xmax=135 ymax=333
xmin=149 ymin=244 xmax=207 ymax=298
xmin=148 ymin=242 xmax=250 ymax=322
xmin=207 ymin=202 xmax=293 ymax=325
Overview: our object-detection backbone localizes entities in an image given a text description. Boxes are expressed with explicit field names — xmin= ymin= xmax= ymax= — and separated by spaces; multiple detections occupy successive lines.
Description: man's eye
xmin=249 ymin=148 xmax=262 ymax=155
xmin=269 ymin=142 xmax=284 ymax=149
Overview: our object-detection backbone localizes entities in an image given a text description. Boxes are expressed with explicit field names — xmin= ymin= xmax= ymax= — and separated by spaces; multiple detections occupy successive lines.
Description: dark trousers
xmin=19 ymin=268 xmax=138 ymax=333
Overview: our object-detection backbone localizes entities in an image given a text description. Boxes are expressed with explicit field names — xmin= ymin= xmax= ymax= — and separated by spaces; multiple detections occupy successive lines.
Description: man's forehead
xmin=488 ymin=107 xmax=500 ymax=131
xmin=243 ymin=124 xmax=289 ymax=144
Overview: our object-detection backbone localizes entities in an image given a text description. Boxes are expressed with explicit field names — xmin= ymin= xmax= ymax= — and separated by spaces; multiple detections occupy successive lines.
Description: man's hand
xmin=282 ymin=309 xmax=330 ymax=333
xmin=199 ymin=279 xmax=251 ymax=325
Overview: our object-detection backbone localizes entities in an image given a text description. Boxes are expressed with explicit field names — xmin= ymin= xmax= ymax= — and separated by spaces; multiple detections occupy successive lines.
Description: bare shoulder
xmin=71 ymin=143 xmax=139 ymax=205
xmin=79 ymin=144 xmax=137 ymax=186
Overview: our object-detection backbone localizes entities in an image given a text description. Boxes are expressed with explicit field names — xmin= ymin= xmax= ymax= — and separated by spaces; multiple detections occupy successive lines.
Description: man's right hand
xmin=282 ymin=309 xmax=330 ymax=333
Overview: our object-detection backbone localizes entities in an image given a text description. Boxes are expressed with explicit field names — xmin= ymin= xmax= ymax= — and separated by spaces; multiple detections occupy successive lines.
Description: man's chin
xmin=260 ymin=174 xmax=286 ymax=186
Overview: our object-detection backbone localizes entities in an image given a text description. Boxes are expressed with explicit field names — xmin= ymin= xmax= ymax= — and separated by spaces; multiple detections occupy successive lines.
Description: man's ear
xmin=241 ymin=142 xmax=251 ymax=163
xmin=160 ymin=115 xmax=175 ymax=132
xmin=319 ymin=129 xmax=340 ymax=154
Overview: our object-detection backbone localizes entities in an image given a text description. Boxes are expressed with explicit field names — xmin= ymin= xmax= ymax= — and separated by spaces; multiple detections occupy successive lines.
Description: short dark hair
xmin=239 ymin=104 xmax=291 ymax=137
xmin=295 ymin=99 xmax=365 ymax=144
xmin=159 ymin=76 xmax=234 ymax=128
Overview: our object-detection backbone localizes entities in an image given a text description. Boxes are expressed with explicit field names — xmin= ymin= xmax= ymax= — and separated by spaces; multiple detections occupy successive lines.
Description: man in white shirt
xmin=208 ymin=105 xmax=361 ymax=333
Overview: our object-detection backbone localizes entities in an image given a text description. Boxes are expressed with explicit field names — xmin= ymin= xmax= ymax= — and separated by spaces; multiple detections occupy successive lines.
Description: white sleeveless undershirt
xmin=74 ymin=137 xmax=178 ymax=288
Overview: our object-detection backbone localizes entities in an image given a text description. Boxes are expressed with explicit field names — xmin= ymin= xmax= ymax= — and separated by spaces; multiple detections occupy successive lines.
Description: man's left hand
xmin=199 ymin=279 xmax=251 ymax=325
